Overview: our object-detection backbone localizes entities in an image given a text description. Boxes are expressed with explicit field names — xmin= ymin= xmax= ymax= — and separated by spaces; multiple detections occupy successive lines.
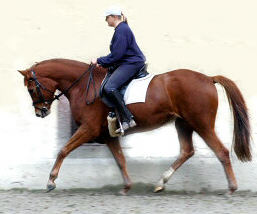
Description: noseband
xmin=28 ymin=64 xmax=97 ymax=114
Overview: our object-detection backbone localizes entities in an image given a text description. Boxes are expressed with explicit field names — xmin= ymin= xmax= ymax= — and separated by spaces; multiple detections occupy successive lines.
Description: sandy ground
xmin=1 ymin=185 xmax=257 ymax=214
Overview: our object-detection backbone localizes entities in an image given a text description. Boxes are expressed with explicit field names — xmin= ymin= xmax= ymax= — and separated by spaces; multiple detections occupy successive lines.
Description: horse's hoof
xmin=227 ymin=189 xmax=235 ymax=196
xmin=229 ymin=186 xmax=237 ymax=195
xmin=154 ymin=185 xmax=165 ymax=193
xmin=118 ymin=189 xmax=128 ymax=196
xmin=223 ymin=192 xmax=233 ymax=199
xmin=46 ymin=182 xmax=56 ymax=193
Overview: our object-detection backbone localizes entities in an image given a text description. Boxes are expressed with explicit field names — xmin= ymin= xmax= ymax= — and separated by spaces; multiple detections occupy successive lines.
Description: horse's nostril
xmin=42 ymin=107 xmax=48 ymax=113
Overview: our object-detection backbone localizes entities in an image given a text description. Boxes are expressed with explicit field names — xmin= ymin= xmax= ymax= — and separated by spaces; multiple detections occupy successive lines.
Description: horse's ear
xmin=18 ymin=70 xmax=27 ymax=77
xmin=18 ymin=70 xmax=30 ymax=86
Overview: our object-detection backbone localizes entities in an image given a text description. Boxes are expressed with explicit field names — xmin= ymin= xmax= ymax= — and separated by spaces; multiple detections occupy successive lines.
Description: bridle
xmin=28 ymin=64 xmax=97 ymax=115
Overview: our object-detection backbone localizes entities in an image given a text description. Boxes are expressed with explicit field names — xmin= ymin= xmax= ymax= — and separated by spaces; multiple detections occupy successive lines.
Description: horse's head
xmin=18 ymin=68 xmax=58 ymax=118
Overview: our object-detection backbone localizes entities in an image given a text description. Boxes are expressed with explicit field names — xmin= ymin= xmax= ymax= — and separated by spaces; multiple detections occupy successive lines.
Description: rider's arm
xmin=97 ymin=32 xmax=128 ymax=67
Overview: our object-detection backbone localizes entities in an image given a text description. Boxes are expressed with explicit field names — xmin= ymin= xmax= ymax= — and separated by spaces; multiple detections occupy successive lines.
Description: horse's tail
xmin=212 ymin=75 xmax=251 ymax=162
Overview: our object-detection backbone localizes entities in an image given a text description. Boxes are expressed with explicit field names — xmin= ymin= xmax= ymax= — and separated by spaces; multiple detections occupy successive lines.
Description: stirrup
xmin=115 ymin=119 xmax=137 ymax=134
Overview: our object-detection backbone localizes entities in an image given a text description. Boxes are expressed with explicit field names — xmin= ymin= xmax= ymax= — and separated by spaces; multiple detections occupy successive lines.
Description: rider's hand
xmin=91 ymin=58 xmax=99 ymax=66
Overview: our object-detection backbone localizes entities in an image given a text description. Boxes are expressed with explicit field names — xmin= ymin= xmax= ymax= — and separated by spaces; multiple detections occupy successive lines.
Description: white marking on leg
xmin=157 ymin=167 xmax=175 ymax=187
xmin=163 ymin=167 xmax=175 ymax=183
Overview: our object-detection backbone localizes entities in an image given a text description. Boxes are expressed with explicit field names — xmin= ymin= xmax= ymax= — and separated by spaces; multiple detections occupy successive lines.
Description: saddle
xmin=99 ymin=64 xmax=149 ymax=108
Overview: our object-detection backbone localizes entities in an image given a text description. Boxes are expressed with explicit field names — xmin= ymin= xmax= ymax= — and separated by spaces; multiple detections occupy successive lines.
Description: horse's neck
xmin=40 ymin=62 xmax=106 ymax=99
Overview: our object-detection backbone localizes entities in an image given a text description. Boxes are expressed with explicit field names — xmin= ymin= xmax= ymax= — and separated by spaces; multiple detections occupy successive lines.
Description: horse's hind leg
xmin=105 ymin=137 xmax=132 ymax=195
xmin=154 ymin=118 xmax=194 ymax=192
xmin=199 ymin=129 xmax=237 ymax=194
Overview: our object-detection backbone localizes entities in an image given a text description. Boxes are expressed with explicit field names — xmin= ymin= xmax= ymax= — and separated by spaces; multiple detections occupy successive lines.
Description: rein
xmin=29 ymin=64 xmax=97 ymax=109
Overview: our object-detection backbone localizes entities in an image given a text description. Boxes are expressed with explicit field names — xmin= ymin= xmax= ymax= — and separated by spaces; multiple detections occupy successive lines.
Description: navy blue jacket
xmin=97 ymin=22 xmax=146 ymax=68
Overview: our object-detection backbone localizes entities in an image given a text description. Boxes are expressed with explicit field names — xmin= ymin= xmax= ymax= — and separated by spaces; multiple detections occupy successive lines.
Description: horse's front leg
xmin=105 ymin=137 xmax=132 ymax=195
xmin=47 ymin=125 xmax=96 ymax=192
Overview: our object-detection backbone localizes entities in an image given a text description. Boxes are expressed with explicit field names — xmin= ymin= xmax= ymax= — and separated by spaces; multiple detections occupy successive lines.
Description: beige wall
xmin=1 ymin=0 xmax=257 ymax=107
xmin=0 ymin=0 xmax=256 ymax=190
xmin=1 ymin=0 xmax=257 ymax=92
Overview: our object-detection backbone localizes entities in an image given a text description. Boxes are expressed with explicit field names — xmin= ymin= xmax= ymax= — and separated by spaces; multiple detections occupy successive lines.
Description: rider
xmin=91 ymin=6 xmax=146 ymax=133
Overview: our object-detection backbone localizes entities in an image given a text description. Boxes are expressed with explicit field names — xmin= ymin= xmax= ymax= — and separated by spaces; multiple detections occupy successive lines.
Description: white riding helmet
xmin=105 ymin=6 xmax=122 ymax=17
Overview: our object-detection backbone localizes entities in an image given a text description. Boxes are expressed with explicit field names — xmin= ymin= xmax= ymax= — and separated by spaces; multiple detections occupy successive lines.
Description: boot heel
xmin=129 ymin=119 xmax=136 ymax=128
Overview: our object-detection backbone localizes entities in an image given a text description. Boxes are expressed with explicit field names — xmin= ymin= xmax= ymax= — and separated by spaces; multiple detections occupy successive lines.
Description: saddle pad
xmin=124 ymin=74 xmax=155 ymax=105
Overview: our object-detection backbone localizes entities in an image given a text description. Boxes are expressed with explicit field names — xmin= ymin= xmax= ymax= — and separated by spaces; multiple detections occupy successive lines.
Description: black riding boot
xmin=108 ymin=90 xmax=136 ymax=132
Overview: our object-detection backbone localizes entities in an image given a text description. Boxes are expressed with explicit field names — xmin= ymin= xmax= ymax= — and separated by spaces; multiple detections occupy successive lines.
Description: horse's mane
xmin=29 ymin=58 xmax=107 ymax=83
xmin=32 ymin=58 xmax=89 ymax=70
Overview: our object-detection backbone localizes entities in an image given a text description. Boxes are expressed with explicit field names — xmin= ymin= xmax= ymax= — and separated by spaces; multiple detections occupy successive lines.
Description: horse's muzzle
xmin=35 ymin=106 xmax=50 ymax=118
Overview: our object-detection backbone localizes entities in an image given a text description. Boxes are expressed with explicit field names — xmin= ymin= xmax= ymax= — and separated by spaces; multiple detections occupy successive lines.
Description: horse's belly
xmin=130 ymin=102 xmax=175 ymax=127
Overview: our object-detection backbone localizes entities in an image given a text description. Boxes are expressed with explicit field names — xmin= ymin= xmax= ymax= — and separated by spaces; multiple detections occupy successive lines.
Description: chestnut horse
xmin=18 ymin=58 xmax=251 ymax=194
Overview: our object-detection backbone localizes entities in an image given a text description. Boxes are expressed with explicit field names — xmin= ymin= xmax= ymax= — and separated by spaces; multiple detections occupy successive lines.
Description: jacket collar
xmin=115 ymin=22 xmax=125 ymax=30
